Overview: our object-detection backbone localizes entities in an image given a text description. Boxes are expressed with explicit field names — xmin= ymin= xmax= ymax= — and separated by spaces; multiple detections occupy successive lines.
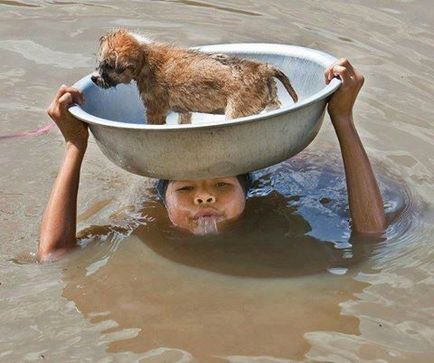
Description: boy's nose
xmin=194 ymin=194 xmax=216 ymax=205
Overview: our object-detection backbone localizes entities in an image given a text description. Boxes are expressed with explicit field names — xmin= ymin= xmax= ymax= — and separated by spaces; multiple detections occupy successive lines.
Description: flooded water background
xmin=0 ymin=0 xmax=433 ymax=362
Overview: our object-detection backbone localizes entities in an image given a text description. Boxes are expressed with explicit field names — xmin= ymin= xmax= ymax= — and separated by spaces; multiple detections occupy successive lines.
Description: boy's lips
xmin=193 ymin=208 xmax=222 ymax=220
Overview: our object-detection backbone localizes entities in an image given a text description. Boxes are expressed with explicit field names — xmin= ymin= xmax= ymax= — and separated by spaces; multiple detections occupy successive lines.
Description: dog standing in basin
xmin=91 ymin=29 xmax=298 ymax=124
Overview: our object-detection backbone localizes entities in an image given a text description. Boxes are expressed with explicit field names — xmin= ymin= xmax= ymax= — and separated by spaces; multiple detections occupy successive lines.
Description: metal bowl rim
xmin=69 ymin=43 xmax=341 ymax=131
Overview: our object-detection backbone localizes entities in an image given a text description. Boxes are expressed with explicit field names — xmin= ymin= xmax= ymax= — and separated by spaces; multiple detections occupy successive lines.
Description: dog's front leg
xmin=178 ymin=112 xmax=192 ymax=124
xmin=146 ymin=107 xmax=168 ymax=125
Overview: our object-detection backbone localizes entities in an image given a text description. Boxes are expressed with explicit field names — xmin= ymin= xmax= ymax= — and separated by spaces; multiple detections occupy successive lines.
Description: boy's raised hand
xmin=47 ymin=85 xmax=88 ymax=150
xmin=324 ymin=58 xmax=365 ymax=123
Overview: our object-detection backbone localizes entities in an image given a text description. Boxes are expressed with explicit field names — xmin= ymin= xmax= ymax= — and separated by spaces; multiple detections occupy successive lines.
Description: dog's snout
xmin=91 ymin=71 xmax=114 ymax=89
xmin=91 ymin=74 xmax=99 ymax=84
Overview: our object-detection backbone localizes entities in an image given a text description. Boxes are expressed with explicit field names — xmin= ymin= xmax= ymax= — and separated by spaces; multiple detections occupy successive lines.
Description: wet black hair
xmin=156 ymin=174 xmax=252 ymax=202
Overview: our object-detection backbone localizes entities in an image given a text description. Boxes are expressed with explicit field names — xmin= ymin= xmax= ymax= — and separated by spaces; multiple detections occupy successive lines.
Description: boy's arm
xmin=325 ymin=59 xmax=386 ymax=234
xmin=37 ymin=86 xmax=88 ymax=262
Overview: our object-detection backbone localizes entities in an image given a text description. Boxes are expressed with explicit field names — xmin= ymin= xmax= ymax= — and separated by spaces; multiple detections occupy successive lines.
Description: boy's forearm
xmin=38 ymin=143 xmax=86 ymax=261
xmin=332 ymin=115 xmax=386 ymax=234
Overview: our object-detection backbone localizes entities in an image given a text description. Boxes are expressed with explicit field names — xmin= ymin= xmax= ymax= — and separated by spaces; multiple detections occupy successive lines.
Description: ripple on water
xmin=0 ymin=40 xmax=92 ymax=69
xmin=67 ymin=149 xmax=417 ymax=281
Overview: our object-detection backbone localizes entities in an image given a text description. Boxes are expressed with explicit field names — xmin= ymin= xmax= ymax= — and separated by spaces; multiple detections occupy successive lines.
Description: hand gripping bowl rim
xmin=69 ymin=43 xmax=341 ymax=130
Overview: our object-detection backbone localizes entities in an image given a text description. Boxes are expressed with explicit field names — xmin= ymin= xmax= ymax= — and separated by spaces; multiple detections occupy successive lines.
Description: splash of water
xmin=194 ymin=216 xmax=219 ymax=235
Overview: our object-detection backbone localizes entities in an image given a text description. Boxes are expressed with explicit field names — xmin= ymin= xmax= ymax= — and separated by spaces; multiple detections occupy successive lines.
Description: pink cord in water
xmin=0 ymin=123 xmax=55 ymax=140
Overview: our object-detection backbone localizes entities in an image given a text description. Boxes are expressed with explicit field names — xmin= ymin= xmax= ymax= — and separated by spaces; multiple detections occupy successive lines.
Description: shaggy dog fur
xmin=91 ymin=29 xmax=298 ymax=125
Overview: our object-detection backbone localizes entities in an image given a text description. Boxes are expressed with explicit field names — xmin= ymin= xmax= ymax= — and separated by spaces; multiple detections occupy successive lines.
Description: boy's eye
xmin=176 ymin=186 xmax=194 ymax=192
xmin=215 ymin=182 xmax=229 ymax=188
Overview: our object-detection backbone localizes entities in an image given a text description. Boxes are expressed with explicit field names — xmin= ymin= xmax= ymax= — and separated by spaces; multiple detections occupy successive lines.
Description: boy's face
xmin=165 ymin=177 xmax=246 ymax=235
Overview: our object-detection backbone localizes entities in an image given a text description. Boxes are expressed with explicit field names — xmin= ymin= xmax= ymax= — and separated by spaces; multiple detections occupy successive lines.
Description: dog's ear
xmin=99 ymin=34 xmax=107 ymax=44
xmin=138 ymin=50 xmax=148 ymax=71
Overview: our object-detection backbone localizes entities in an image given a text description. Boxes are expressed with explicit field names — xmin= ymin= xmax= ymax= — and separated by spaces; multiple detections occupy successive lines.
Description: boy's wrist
xmin=65 ymin=140 xmax=87 ymax=156
xmin=330 ymin=112 xmax=354 ymax=129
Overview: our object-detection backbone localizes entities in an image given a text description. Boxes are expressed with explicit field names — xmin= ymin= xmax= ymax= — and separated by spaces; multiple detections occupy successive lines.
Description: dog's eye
xmin=115 ymin=67 xmax=126 ymax=74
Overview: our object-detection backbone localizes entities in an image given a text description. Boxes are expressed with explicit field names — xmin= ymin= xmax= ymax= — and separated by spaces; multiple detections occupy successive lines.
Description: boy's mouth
xmin=193 ymin=208 xmax=222 ymax=220
xmin=193 ymin=216 xmax=220 ymax=235
xmin=192 ymin=208 xmax=224 ymax=235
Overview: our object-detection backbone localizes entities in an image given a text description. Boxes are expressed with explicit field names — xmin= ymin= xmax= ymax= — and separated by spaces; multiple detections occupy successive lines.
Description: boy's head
xmin=156 ymin=175 xmax=251 ymax=235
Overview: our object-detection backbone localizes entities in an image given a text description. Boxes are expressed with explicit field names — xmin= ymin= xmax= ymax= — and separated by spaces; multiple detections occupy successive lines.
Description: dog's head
xmin=91 ymin=29 xmax=144 ymax=89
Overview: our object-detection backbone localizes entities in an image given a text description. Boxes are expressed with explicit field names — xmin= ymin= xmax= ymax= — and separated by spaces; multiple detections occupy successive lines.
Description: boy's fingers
xmin=67 ymin=88 xmax=84 ymax=105
xmin=325 ymin=58 xmax=358 ymax=85
xmin=325 ymin=65 xmax=348 ymax=84
xmin=53 ymin=84 xmax=68 ymax=101
xmin=337 ymin=58 xmax=355 ymax=77
xmin=332 ymin=65 xmax=353 ymax=85
xmin=324 ymin=66 xmax=335 ymax=84
xmin=61 ymin=87 xmax=83 ymax=103
xmin=58 ymin=92 xmax=73 ymax=110
xmin=53 ymin=85 xmax=84 ymax=104
xmin=324 ymin=68 xmax=330 ymax=84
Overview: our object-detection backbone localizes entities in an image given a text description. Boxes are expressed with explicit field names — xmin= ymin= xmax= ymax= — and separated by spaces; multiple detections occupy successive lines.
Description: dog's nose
xmin=91 ymin=75 xmax=99 ymax=84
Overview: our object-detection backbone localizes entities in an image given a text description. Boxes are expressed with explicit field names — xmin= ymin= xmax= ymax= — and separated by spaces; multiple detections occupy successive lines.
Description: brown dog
xmin=91 ymin=29 xmax=298 ymax=125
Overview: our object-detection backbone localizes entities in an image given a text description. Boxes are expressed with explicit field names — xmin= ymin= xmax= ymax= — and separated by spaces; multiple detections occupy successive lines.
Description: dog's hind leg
xmin=225 ymin=99 xmax=261 ymax=120
xmin=265 ymin=97 xmax=282 ymax=112
xmin=178 ymin=112 xmax=192 ymax=124
xmin=265 ymin=79 xmax=282 ymax=111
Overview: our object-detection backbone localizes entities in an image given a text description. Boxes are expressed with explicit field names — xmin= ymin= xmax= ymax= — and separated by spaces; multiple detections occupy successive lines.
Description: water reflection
xmin=59 ymin=150 xmax=408 ymax=360
xmin=137 ymin=192 xmax=384 ymax=278
xmin=62 ymin=231 xmax=366 ymax=361
xmin=73 ymin=150 xmax=400 ymax=278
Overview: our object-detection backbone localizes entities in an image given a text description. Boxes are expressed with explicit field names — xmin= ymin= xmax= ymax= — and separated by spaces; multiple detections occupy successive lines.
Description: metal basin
xmin=69 ymin=43 xmax=340 ymax=180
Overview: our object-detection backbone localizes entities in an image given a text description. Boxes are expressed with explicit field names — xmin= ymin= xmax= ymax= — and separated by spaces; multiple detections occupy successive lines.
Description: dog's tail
xmin=270 ymin=67 xmax=298 ymax=103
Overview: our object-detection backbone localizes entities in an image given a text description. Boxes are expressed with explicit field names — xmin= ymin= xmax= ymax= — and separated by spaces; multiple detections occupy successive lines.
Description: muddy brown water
xmin=1 ymin=1 xmax=433 ymax=362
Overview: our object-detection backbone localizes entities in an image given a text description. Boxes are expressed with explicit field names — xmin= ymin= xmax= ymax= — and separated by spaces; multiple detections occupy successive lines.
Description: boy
xmin=38 ymin=59 xmax=386 ymax=262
